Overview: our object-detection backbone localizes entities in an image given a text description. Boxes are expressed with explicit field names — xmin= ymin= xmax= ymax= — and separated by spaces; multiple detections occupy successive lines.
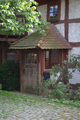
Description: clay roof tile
xmin=9 ymin=24 xmax=72 ymax=50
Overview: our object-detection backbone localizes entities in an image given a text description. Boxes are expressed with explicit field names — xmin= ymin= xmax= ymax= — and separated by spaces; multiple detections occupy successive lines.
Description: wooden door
xmin=24 ymin=51 xmax=38 ymax=93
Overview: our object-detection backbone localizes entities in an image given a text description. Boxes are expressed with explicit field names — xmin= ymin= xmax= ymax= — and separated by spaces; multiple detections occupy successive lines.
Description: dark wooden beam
xmin=36 ymin=0 xmax=48 ymax=5
xmin=65 ymin=0 xmax=69 ymax=42
xmin=19 ymin=50 xmax=22 ymax=92
xmin=0 ymin=38 xmax=18 ymax=42
xmin=69 ymin=42 xmax=80 ymax=47
xmin=36 ymin=0 xmax=58 ymax=6
xmin=69 ymin=18 xmax=80 ymax=23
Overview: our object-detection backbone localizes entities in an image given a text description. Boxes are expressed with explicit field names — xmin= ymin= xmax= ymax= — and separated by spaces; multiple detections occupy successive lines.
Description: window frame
xmin=47 ymin=1 xmax=60 ymax=22
xmin=45 ymin=49 xmax=62 ymax=69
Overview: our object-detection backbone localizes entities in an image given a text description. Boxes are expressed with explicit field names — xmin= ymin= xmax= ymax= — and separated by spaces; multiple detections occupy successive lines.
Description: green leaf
xmin=0 ymin=0 xmax=49 ymax=35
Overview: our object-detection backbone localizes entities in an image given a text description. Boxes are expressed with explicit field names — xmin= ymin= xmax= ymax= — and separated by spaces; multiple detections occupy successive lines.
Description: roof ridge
xmin=36 ymin=29 xmax=49 ymax=48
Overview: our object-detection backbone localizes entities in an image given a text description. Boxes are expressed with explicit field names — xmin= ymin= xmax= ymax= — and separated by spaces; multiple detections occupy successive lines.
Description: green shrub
xmin=44 ymin=79 xmax=72 ymax=100
xmin=43 ymin=54 xmax=80 ymax=101
xmin=74 ymin=87 xmax=80 ymax=101
xmin=44 ymin=80 xmax=80 ymax=101
xmin=0 ymin=60 xmax=19 ymax=91
xmin=52 ymin=83 xmax=72 ymax=100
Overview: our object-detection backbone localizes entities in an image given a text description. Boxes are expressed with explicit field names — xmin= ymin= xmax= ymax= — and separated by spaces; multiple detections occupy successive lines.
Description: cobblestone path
xmin=1 ymin=102 xmax=80 ymax=120
xmin=0 ymin=93 xmax=80 ymax=120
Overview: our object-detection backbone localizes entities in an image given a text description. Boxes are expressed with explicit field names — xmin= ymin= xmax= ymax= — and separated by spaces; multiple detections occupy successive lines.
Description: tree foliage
xmin=0 ymin=0 xmax=49 ymax=35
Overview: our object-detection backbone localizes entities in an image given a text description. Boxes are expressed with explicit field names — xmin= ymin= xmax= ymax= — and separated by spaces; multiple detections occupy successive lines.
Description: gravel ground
xmin=0 ymin=92 xmax=80 ymax=120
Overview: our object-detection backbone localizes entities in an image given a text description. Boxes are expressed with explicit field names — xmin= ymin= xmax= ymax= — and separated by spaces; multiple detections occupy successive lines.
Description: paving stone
xmin=58 ymin=119 xmax=64 ymax=120
xmin=67 ymin=117 xmax=72 ymax=120
xmin=64 ymin=115 xmax=70 ymax=117
xmin=64 ymin=113 xmax=70 ymax=115
xmin=52 ymin=117 xmax=60 ymax=119
xmin=0 ymin=95 xmax=80 ymax=120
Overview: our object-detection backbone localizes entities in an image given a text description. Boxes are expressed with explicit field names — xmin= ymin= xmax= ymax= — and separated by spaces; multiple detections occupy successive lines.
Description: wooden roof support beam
xmin=0 ymin=38 xmax=18 ymax=42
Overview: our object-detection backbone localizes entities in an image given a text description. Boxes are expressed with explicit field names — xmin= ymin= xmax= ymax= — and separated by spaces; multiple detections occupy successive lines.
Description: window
xmin=45 ymin=50 xmax=62 ymax=69
xmin=25 ymin=53 xmax=37 ymax=64
xmin=7 ymin=52 xmax=16 ymax=62
xmin=49 ymin=5 xmax=58 ymax=19
xmin=47 ymin=2 xmax=60 ymax=22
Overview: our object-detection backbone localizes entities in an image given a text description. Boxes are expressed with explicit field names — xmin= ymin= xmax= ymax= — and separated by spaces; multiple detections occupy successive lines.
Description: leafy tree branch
xmin=0 ymin=0 xmax=50 ymax=35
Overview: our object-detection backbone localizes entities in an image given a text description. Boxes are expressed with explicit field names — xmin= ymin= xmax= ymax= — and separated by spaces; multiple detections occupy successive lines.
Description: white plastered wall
xmin=69 ymin=0 xmax=80 ymax=19
xmin=68 ymin=47 xmax=80 ymax=62
xmin=69 ymin=69 xmax=80 ymax=84
xmin=28 ymin=1 xmax=65 ymax=36
xmin=28 ymin=28 xmax=37 ymax=36
xmin=68 ymin=0 xmax=80 ymax=84
xmin=68 ymin=47 xmax=80 ymax=56
xmin=68 ymin=47 xmax=80 ymax=84
xmin=68 ymin=23 xmax=80 ymax=84
xmin=55 ymin=24 xmax=65 ymax=37
xmin=37 ymin=4 xmax=47 ymax=21
xmin=37 ymin=0 xmax=65 ymax=21
xmin=60 ymin=0 xmax=65 ymax=20
xmin=28 ymin=5 xmax=47 ymax=35
xmin=69 ymin=23 xmax=80 ymax=42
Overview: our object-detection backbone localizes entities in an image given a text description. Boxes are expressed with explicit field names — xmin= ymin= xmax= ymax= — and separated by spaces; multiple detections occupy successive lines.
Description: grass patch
xmin=0 ymin=90 xmax=80 ymax=107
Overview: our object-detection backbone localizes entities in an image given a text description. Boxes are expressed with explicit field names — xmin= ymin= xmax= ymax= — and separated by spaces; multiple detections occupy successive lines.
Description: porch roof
xmin=9 ymin=24 xmax=72 ymax=50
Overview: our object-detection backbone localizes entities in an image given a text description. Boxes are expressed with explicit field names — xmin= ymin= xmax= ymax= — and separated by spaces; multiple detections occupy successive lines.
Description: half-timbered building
xmin=1 ymin=0 xmax=80 ymax=93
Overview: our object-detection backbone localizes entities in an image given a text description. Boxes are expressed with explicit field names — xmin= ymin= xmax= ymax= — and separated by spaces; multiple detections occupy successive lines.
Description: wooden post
xmin=62 ymin=49 xmax=68 ymax=84
xmin=39 ymin=49 xmax=45 ymax=95
xmin=0 ymin=42 xmax=2 ymax=65
xmin=62 ymin=49 xmax=68 ymax=66
xmin=40 ymin=50 xmax=45 ymax=78
xmin=2 ymin=42 xmax=5 ymax=63
xmin=65 ymin=0 xmax=69 ymax=41
xmin=19 ymin=50 xmax=22 ymax=92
